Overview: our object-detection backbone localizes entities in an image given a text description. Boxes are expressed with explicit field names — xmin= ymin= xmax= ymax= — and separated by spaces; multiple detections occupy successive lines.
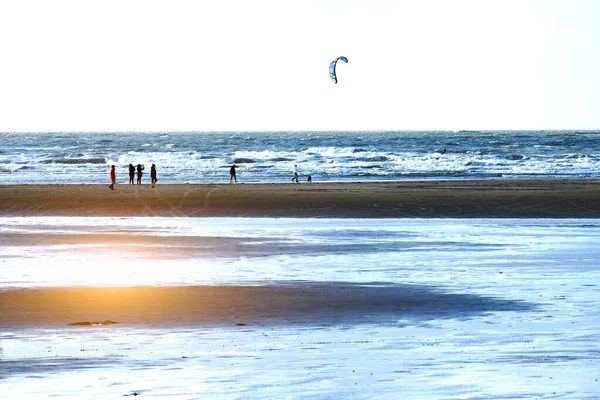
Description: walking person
xmin=150 ymin=164 xmax=157 ymax=188
xmin=108 ymin=165 xmax=116 ymax=190
xmin=128 ymin=164 xmax=135 ymax=184
xmin=136 ymin=164 xmax=144 ymax=185
xmin=292 ymin=164 xmax=299 ymax=183
xmin=230 ymin=164 xmax=237 ymax=183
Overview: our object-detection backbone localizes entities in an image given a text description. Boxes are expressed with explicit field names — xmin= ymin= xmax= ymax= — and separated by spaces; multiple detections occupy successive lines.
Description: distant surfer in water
xmin=431 ymin=148 xmax=447 ymax=160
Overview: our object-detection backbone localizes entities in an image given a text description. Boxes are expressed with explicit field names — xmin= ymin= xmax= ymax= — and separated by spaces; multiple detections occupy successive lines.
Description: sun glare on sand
xmin=37 ymin=243 xmax=199 ymax=287
xmin=2 ymin=217 xmax=253 ymax=288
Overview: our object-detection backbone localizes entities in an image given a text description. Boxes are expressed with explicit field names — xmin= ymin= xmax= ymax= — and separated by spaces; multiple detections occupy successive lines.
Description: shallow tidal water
xmin=1 ymin=217 xmax=599 ymax=398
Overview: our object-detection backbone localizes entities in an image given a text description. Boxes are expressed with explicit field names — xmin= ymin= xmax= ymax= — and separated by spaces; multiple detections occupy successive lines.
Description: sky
xmin=0 ymin=0 xmax=599 ymax=132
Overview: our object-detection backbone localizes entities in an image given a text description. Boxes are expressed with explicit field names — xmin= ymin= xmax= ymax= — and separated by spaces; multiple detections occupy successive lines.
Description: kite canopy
xmin=329 ymin=56 xmax=348 ymax=84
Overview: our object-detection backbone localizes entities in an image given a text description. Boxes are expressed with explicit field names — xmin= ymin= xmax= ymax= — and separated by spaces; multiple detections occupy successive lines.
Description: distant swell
xmin=233 ymin=158 xmax=255 ymax=164
xmin=2 ymin=131 xmax=600 ymax=184
xmin=46 ymin=158 xmax=107 ymax=164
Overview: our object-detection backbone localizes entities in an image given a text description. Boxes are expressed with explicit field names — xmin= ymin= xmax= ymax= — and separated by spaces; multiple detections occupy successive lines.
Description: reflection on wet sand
xmin=0 ymin=282 xmax=535 ymax=328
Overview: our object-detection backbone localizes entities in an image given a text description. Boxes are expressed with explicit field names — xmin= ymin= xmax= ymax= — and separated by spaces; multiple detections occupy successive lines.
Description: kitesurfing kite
xmin=329 ymin=56 xmax=348 ymax=84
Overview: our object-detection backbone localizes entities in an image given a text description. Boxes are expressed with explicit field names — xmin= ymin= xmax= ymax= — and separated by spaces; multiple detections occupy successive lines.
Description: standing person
xmin=150 ymin=164 xmax=157 ymax=188
xmin=128 ymin=164 xmax=135 ymax=184
xmin=229 ymin=164 xmax=237 ymax=183
xmin=292 ymin=164 xmax=299 ymax=183
xmin=108 ymin=165 xmax=116 ymax=190
xmin=136 ymin=164 xmax=144 ymax=184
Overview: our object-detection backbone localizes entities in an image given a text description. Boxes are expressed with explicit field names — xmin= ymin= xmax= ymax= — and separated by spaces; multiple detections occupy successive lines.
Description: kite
xmin=329 ymin=56 xmax=348 ymax=84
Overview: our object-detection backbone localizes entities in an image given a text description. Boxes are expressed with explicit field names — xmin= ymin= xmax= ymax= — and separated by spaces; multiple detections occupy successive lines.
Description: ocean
xmin=2 ymin=130 xmax=600 ymax=184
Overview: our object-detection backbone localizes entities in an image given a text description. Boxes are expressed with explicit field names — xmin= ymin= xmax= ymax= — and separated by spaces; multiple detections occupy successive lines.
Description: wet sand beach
xmin=2 ymin=181 xmax=600 ymax=398
xmin=2 ymin=178 xmax=600 ymax=218
xmin=2 ymin=215 xmax=600 ymax=398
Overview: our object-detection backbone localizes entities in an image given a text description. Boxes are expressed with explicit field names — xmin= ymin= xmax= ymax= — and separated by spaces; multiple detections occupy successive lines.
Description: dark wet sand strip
xmin=2 ymin=179 xmax=600 ymax=218
xmin=0 ymin=283 xmax=534 ymax=328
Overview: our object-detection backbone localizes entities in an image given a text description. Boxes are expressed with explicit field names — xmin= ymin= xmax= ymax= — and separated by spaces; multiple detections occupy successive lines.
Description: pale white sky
xmin=0 ymin=0 xmax=598 ymax=131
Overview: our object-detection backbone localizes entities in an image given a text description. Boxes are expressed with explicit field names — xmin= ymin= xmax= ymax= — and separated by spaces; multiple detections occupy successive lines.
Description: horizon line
xmin=2 ymin=129 xmax=600 ymax=134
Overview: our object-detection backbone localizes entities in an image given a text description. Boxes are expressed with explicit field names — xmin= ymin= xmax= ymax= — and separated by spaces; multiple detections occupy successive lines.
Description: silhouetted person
xmin=108 ymin=165 xmax=116 ymax=190
xmin=230 ymin=164 xmax=237 ymax=183
xmin=150 ymin=164 xmax=157 ymax=188
xmin=136 ymin=164 xmax=144 ymax=184
xmin=307 ymin=175 xmax=312 ymax=182
xmin=128 ymin=164 xmax=135 ymax=184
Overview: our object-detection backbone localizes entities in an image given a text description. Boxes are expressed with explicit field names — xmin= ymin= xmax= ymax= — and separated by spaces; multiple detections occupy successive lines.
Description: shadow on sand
xmin=0 ymin=281 xmax=537 ymax=328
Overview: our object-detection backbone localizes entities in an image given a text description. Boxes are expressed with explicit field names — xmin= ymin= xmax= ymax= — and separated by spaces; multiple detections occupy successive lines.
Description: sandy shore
xmin=2 ymin=179 xmax=600 ymax=217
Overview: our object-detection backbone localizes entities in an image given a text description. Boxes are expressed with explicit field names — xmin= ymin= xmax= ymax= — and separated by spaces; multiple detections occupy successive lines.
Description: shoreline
xmin=2 ymin=179 xmax=600 ymax=218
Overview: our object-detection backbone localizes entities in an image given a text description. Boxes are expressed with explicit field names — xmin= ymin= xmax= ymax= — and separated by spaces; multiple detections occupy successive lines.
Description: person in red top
xmin=109 ymin=165 xmax=116 ymax=190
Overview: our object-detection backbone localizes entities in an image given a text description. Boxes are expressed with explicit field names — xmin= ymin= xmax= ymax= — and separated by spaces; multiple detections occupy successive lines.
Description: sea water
xmin=1 ymin=217 xmax=599 ymax=288
xmin=2 ymin=130 xmax=600 ymax=184
xmin=1 ymin=217 xmax=599 ymax=398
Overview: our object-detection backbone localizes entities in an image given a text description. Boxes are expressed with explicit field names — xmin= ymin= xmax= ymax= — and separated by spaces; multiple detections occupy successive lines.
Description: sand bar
xmin=2 ymin=179 xmax=600 ymax=218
